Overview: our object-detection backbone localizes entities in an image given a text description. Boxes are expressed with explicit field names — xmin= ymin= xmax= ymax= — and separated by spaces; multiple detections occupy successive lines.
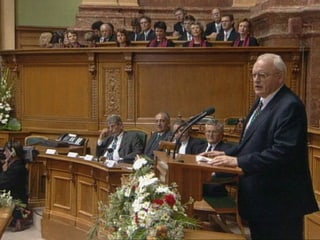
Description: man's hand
xmin=210 ymin=155 xmax=238 ymax=168
xmin=99 ymin=128 xmax=110 ymax=140
xmin=199 ymin=150 xmax=225 ymax=158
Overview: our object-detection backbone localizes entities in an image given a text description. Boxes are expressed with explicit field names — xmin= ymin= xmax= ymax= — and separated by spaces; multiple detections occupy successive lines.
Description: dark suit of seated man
xmin=144 ymin=112 xmax=172 ymax=159
xmin=195 ymin=119 xmax=236 ymax=197
xmin=96 ymin=114 xmax=143 ymax=164
xmin=172 ymin=119 xmax=206 ymax=155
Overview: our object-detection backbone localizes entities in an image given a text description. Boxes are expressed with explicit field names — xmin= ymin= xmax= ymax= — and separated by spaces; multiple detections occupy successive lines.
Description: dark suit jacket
xmin=226 ymin=85 xmax=318 ymax=221
xmin=96 ymin=131 xmax=143 ymax=163
xmin=177 ymin=136 xmax=206 ymax=155
xmin=99 ymin=34 xmax=116 ymax=42
xmin=136 ymin=29 xmax=156 ymax=41
xmin=216 ymin=28 xmax=240 ymax=42
xmin=0 ymin=159 xmax=28 ymax=204
xmin=144 ymin=130 xmax=172 ymax=159
xmin=194 ymin=140 xmax=234 ymax=154
xmin=205 ymin=22 xmax=223 ymax=36
xmin=174 ymin=22 xmax=185 ymax=36
xmin=178 ymin=31 xmax=192 ymax=41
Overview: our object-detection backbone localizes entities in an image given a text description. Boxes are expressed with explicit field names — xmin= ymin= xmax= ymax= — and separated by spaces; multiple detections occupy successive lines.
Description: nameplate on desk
xmin=105 ymin=160 xmax=118 ymax=168
xmin=67 ymin=152 xmax=79 ymax=158
xmin=84 ymin=154 xmax=94 ymax=161
xmin=45 ymin=149 xmax=57 ymax=155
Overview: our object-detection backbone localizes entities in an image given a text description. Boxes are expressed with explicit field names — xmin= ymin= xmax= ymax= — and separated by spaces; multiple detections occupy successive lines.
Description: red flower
xmin=153 ymin=199 xmax=164 ymax=205
xmin=164 ymin=194 xmax=176 ymax=207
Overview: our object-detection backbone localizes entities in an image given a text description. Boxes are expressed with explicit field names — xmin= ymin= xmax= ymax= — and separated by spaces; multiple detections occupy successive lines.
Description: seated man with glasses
xmin=96 ymin=114 xmax=144 ymax=164
xmin=136 ymin=16 xmax=156 ymax=41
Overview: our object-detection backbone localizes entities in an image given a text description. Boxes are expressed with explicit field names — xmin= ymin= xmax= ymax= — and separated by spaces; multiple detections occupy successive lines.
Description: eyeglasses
xmin=252 ymin=72 xmax=280 ymax=81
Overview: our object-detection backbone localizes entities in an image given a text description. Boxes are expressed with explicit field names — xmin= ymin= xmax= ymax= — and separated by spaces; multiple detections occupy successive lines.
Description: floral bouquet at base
xmin=89 ymin=156 xmax=199 ymax=240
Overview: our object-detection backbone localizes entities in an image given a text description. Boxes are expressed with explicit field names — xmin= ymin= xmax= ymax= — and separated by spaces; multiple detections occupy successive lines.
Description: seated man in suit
xmin=96 ymin=114 xmax=143 ymax=164
xmin=172 ymin=119 xmax=205 ymax=154
xmin=196 ymin=119 xmax=235 ymax=197
xmin=215 ymin=14 xmax=240 ymax=43
xmin=136 ymin=16 xmax=156 ymax=41
xmin=99 ymin=23 xmax=116 ymax=43
xmin=144 ymin=112 xmax=172 ymax=159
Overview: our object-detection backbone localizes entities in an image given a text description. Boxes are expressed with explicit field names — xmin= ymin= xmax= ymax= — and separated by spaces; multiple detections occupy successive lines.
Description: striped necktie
xmin=250 ymin=100 xmax=263 ymax=124
xmin=108 ymin=136 xmax=118 ymax=160
xmin=242 ymin=100 xmax=263 ymax=140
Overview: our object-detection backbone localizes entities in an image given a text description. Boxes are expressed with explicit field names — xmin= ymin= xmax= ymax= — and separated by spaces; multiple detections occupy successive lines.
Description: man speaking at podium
xmin=202 ymin=53 xmax=318 ymax=240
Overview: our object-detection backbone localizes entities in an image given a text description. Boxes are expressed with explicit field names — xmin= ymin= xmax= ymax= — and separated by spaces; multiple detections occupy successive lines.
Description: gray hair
xmin=257 ymin=53 xmax=287 ymax=77
xmin=106 ymin=114 xmax=122 ymax=125
xmin=205 ymin=119 xmax=224 ymax=132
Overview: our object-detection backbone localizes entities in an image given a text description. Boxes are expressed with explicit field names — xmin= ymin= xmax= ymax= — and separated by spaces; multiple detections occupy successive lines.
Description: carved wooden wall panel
xmin=0 ymin=48 xmax=307 ymax=153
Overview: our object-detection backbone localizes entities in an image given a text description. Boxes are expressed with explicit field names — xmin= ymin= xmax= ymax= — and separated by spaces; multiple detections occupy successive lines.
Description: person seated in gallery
xmin=96 ymin=114 xmax=144 ymax=164
xmin=64 ymin=30 xmax=86 ymax=48
xmin=172 ymin=7 xmax=187 ymax=37
xmin=39 ymin=32 xmax=53 ymax=48
xmin=204 ymin=8 xmax=223 ymax=40
xmin=233 ymin=18 xmax=259 ymax=47
xmin=178 ymin=15 xmax=196 ymax=41
xmin=171 ymin=119 xmax=205 ymax=154
xmin=0 ymin=141 xmax=31 ymax=231
xmin=215 ymin=14 xmax=240 ymax=43
xmin=183 ymin=21 xmax=212 ymax=47
xmin=144 ymin=112 xmax=172 ymax=159
xmin=116 ymin=28 xmax=131 ymax=47
xmin=91 ymin=20 xmax=104 ymax=43
xmin=129 ymin=17 xmax=141 ymax=41
xmin=147 ymin=21 xmax=175 ymax=47
xmin=196 ymin=119 xmax=236 ymax=197
xmin=49 ymin=30 xmax=66 ymax=48
xmin=136 ymin=16 xmax=156 ymax=41
xmin=98 ymin=23 xmax=116 ymax=43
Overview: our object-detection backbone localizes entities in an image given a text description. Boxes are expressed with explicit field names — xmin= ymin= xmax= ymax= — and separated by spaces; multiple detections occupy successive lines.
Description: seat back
xmin=25 ymin=135 xmax=49 ymax=146
xmin=126 ymin=129 xmax=148 ymax=152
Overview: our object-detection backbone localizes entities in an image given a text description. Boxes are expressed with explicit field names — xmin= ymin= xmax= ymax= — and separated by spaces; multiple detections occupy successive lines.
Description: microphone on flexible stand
xmin=172 ymin=107 xmax=215 ymax=159
xmin=170 ymin=107 xmax=215 ymax=142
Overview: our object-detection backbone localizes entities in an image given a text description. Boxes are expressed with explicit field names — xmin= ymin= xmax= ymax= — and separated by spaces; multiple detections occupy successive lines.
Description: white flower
xmin=156 ymin=185 xmax=169 ymax=194
xmin=133 ymin=157 xmax=148 ymax=170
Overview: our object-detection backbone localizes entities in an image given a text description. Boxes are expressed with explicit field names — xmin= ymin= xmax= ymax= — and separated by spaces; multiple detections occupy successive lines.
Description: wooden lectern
xmin=154 ymin=151 xmax=242 ymax=204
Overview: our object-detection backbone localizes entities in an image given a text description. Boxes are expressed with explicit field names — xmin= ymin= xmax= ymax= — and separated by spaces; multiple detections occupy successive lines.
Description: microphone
xmin=170 ymin=107 xmax=215 ymax=142
xmin=172 ymin=107 xmax=215 ymax=158
xmin=188 ymin=107 xmax=215 ymax=124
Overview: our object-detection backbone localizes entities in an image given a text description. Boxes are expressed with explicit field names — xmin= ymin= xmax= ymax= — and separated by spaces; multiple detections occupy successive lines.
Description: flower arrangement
xmin=0 ymin=190 xmax=13 ymax=208
xmin=89 ymin=156 xmax=199 ymax=240
xmin=0 ymin=66 xmax=20 ymax=130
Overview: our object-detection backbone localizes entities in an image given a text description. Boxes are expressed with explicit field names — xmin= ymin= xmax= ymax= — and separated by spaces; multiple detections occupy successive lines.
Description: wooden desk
xmin=40 ymin=154 xmax=131 ymax=240
xmin=0 ymin=207 xmax=13 ymax=238
xmin=154 ymin=151 xmax=242 ymax=204
xmin=0 ymin=131 xmax=29 ymax=146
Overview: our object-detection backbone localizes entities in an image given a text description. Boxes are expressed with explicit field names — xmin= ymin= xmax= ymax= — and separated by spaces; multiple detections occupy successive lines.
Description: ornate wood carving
xmin=104 ymin=67 xmax=121 ymax=116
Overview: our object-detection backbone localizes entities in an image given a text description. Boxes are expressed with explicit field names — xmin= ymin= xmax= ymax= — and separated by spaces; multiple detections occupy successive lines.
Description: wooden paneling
xmin=15 ymin=26 xmax=66 ymax=49
xmin=0 ymin=48 xmax=307 ymax=154
xmin=308 ymin=127 xmax=320 ymax=202
xmin=41 ymin=154 xmax=130 ymax=240
xmin=305 ymin=212 xmax=320 ymax=240
xmin=0 ymin=131 xmax=29 ymax=146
